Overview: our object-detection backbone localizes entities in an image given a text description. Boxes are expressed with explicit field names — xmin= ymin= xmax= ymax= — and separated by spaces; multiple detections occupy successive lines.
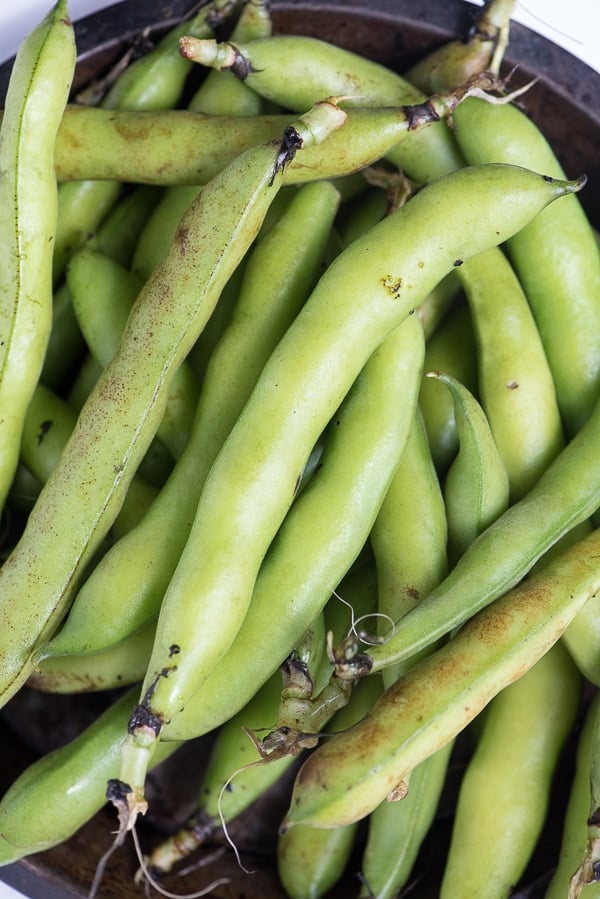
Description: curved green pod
xmin=441 ymin=641 xmax=580 ymax=898
xmin=180 ymin=32 xmax=464 ymax=181
xmin=0 ymin=104 xmax=346 ymax=708
xmin=119 ymin=165 xmax=581 ymax=819
xmin=370 ymin=408 xmax=448 ymax=686
xmin=367 ymin=375 xmax=600 ymax=674
xmin=457 ymin=245 xmax=565 ymax=501
xmin=0 ymin=688 xmax=181 ymax=865
xmin=430 ymin=371 xmax=510 ymax=563
xmin=358 ymin=741 xmax=454 ymax=899
xmin=0 ymin=0 xmax=75 ymax=510
xmin=150 ymin=317 xmax=419 ymax=745
xmin=281 ymin=527 xmax=600 ymax=831
xmin=67 ymin=247 xmax=200 ymax=459
xmin=38 ymin=179 xmax=340 ymax=662
xmin=419 ymin=300 xmax=478 ymax=473
xmin=52 ymin=0 xmax=237 ymax=284
xmin=452 ymin=96 xmax=600 ymax=435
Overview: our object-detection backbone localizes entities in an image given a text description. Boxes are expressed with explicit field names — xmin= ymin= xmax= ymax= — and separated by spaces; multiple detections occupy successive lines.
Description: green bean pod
xmin=452 ymin=97 xmax=600 ymax=435
xmin=280 ymin=527 xmax=600 ymax=831
xmin=66 ymin=352 xmax=102 ymax=412
xmin=119 ymin=309 xmax=424 ymax=822
xmin=21 ymin=382 xmax=158 ymax=539
xmin=367 ymin=368 xmax=600 ymax=675
xmin=120 ymin=166 xmax=581 ymax=807
xmin=50 ymin=74 xmax=483 ymax=189
xmin=37 ymin=179 xmax=340 ymax=662
xmin=405 ymin=0 xmax=515 ymax=92
xmin=457 ymin=245 xmax=565 ymax=501
xmin=180 ymin=32 xmax=464 ymax=181
xmin=0 ymin=0 xmax=75 ymax=510
xmin=418 ymin=300 xmax=478 ymax=472
xmin=131 ymin=0 xmax=270 ymax=298
xmin=89 ymin=184 xmax=163 ymax=269
xmin=67 ymin=247 xmax=200 ymax=458
xmin=440 ymin=641 xmax=580 ymax=898
xmin=147 ymin=312 xmax=422 ymax=748
xmin=429 ymin=371 xmax=510 ymax=563
xmin=0 ymin=103 xmax=346 ymax=707
xmin=358 ymin=741 xmax=454 ymax=899
xmin=0 ymin=688 xmax=181 ymax=865
xmin=52 ymin=0 xmax=234 ymax=284
xmin=21 ymin=384 xmax=78 ymax=485
xmin=277 ymin=676 xmax=383 ymax=899
xmin=546 ymin=694 xmax=600 ymax=899
xmin=563 ymin=593 xmax=600 ymax=687
xmin=27 ymin=619 xmax=155 ymax=693
xmin=370 ymin=408 xmax=448 ymax=686
xmin=144 ymin=671 xmax=294 ymax=877
xmin=40 ymin=282 xmax=86 ymax=392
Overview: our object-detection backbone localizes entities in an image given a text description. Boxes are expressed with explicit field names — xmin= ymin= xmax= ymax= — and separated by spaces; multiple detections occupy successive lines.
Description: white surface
xmin=0 ymin=1 xmax=597 ymax=897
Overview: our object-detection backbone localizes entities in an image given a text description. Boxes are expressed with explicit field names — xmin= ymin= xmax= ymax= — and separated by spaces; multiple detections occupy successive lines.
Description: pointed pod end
xmin=545 ymin=172 xmax=587 ymax=196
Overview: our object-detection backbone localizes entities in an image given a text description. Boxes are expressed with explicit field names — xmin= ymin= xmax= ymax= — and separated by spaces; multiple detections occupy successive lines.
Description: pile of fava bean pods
xmin=1 ymin=0 xmax=600 ymax=896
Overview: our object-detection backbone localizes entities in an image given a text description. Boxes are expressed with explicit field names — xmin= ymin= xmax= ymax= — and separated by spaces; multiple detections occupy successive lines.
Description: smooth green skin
xmin=0 ymin=0 xmax=75 ymax=511
xmin=40 ymin=282 xmax=86 ymax=392
xmin=90 ymin=184 xmax=162 ymax=269
xmin=101 ymin=1 xmax=239 ymax=110
xmin=419 ymin=301 xmax=478 ymax=473
xmin=160 ymin=312 xmax=424 ymax=744
xmin=0 ymin=687 xmax=180 ymax=865
xmin=277 ymin=676 xmax=382 ymax=899
xmin=278 ymin=821 xmax=358 ymax=899
xmin=136 ymin=165 xmax=578 ymax=741
xmin=53 ymin=179 xmax=122 ymax=286
xmin=370 ymin=409 xmax=448 ymax=686
xmin=52 ymin=1 xmax=230 ymax=284
xmin=546 ymin=694 xmax=600 ymax=899
xmin=358 ymin=741 xmax=454 ymax=899
xmin=0 ymin=121 xmax=323 ymax=707
xmin=281 ymin=527 xmax=600 ymax=831
xmin=453 ymin=97 xmax=600 ymax=435
xmin=28 ymin=619 xmax=155 ymax=693
xmin=185 ymin=33 xmax=464 ymax=182
xmin=458 ymin=245 xmax=565 ymax=502
xmin=432 ymin=372 xmax=510 ymax=563
xmin=21 ymin=384 xmax=77 ymax=484
xmin=53 ymin=101 xmax=455 ymax=187
xmin=405 ymin=0 xmax=515 ymax=92
xmin=66 ymin=352 xmax=102 ymax=412
xmin=368 ymin=372 xmax=600 ymax=675
xmin=67 ymin=247 xmax=200 ymax=459
xmin=37 ymin=180 xmax=340 ymax=662
xmin=563 ymin=592 xmax=600 ymax=686
xmin=441 ymin=641 xmax=580 ymax=899
xmin=335 ymin=186 xmax=388 ymax=248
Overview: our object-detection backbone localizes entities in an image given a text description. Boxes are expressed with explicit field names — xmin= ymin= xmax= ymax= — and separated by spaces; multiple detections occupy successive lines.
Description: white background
xmin=0 ymin=1 xmax=598 ymax=898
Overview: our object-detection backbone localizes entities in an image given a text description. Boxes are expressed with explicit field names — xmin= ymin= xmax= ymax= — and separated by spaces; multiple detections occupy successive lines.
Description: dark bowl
xmin=0 ymin=2 xmax=598 ymax=897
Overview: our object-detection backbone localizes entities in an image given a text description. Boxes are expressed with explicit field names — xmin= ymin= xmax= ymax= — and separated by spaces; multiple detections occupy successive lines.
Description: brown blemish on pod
xmin=381 ymin=274 xmax=403 ymax=297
